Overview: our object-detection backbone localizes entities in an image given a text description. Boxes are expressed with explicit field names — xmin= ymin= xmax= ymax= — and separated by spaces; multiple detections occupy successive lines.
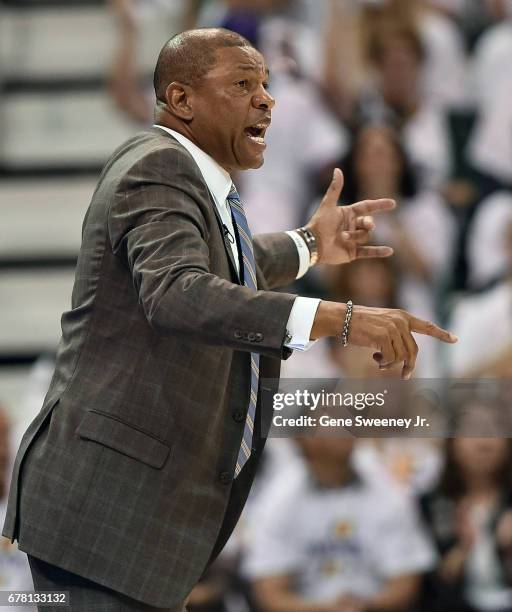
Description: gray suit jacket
xmin=2 ymin=128 xmax=300 ymax=607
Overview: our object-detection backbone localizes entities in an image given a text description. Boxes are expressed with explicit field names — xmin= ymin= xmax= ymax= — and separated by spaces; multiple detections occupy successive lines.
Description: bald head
xmin=153 ymin=28 xmax=253 ymax=102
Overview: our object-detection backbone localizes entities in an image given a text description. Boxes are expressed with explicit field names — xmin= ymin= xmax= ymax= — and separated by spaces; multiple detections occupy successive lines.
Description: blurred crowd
xmin=2 ymin=0 xmax=512 ymax=610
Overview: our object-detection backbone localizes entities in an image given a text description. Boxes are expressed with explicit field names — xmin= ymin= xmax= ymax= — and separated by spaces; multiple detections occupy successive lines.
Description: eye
xmin=236 ymin=80 xmax=249 ymax=88
xmin=263 ymin=82 xmax=270 ymax=90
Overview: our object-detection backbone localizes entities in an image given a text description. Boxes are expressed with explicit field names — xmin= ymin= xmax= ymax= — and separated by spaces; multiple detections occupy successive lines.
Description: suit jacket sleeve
xmin=252 ymin=232 xmax=300 ymax=290
xmin=108 ymin=146 xmax=298 ymax=360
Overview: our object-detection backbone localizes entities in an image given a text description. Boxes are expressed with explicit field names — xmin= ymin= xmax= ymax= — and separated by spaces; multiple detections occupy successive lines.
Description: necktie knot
xmin=228 ymin=183 xmax=241 ymax=202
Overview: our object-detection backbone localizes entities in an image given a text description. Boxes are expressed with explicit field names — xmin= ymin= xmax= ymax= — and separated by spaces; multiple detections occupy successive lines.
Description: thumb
xmin=321 ymin=167 xmax=344 ymax=207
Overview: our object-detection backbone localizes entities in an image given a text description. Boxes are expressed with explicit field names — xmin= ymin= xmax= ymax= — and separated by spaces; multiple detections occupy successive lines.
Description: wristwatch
xmin=296 ymin=226 xmax=319 ymax=267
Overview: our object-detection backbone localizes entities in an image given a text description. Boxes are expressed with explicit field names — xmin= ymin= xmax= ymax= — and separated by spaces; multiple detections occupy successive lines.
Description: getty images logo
xmin=272 ymin=389 xmax=388 ymax=412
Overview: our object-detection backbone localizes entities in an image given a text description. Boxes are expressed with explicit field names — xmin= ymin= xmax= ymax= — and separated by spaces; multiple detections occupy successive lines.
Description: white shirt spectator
xmin=419 ymin=8 xmax=468 ymax=109
xmin=466 ymin=192 xmax=512 ymax=288
xmin=243 ymin=461 xmax=435 ymax=603
xmin=468 ymin=76 xmax=512 ymax=185
xmin=402 ymin=105 xmax=452 ymax=190
xmin=471 ymin=19 xmax=512 ymax=109
xmin=468 ymin=16 xmax=512 ymax=184
xmin=448 ymin=280 xmax=512 ymax=376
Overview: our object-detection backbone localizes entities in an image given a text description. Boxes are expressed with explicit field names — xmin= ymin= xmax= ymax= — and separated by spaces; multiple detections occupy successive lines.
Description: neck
xmin=155 ymin=114 xmax=202 ymax=150
xmin=463 ymin=477 xmax=499 ymax=501
xmin=308 ymin=459 xmax=354 ymax=488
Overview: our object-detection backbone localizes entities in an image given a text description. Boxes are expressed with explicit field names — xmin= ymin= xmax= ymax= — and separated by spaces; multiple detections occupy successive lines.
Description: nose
xmin=253 ymin=87 xmax=275 ymax=111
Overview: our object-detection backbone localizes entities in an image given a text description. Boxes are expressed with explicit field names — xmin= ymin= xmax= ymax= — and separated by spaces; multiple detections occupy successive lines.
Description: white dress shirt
xmin=153 ymin=125 xmax=320 ymax=351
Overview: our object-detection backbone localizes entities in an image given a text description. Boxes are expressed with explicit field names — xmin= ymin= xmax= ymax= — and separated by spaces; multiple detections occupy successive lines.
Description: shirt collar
xmin=153 ymin=125 xmax=232 ymax=204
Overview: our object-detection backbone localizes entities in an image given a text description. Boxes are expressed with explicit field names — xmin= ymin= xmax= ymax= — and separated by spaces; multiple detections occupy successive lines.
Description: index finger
xmin=350 ymin=199 xmax=396 ymax=216
xmin=409 ymin=316 xmax=458 ymax=343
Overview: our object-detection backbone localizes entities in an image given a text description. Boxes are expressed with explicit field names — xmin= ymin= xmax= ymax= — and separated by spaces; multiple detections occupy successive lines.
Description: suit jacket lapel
xmin=207 ymin=191 xmax=241 ymax=284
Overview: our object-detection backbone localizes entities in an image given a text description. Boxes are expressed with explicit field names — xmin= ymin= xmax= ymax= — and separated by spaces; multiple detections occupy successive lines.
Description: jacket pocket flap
xmin=76 ymin=410 xmax=171 ymax=469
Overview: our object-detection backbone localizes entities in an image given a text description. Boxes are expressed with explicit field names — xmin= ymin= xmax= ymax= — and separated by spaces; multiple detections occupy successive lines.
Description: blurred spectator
xmin=324 ymin=0 xmax=464 ymax=191
xmin=354 ymin=437 xmax=443 ymax=497
xmin=466 ymin=192 xmax=512 ymax=290
xmin=420 ymin=401 xmax=512 ymax=612
xmin=109 ymin=0 xmax=201 ymax=123
xmin=0 ymin=404 xmax=35 ymax=605
xmin=199 ymin=0 xmax=326 ymax=77
xmin=325 ymin=257 xmax=398 ymax=310
xmin=243 ymin=434 xmax=435 ymax=611
xmin=449 ymin=212 xmax=512 ymax=377
xmin=360 ymin=0 xmax=468 ymax=109
xmin=467 ymin=76 xmax=512 ymax=189
xmin=0 ymin=410 xmax=10 ymax=504
xmin=320 ymin=124 xmax=455 ymax=376
xmin=470 ymin=9 xmax=512 ymax=109
xmin=359 ymin=23 xmax=453 ymax=190
xmin=466 ymin=2 xmax=512 ymax=188
xmin=325 ymin=0 xmax=468 ymax=113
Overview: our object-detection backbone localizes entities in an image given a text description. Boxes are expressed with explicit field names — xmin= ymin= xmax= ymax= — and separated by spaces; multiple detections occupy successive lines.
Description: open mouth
xmin=244 ymin=123 xmax=268 ymax=146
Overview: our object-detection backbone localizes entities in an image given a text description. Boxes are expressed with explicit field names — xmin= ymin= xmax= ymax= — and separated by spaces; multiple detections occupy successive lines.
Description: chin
xmin=246 ymin=155 xmax=265 ymax=170
xmin=233 ymin=151 xmax=265 ymax=172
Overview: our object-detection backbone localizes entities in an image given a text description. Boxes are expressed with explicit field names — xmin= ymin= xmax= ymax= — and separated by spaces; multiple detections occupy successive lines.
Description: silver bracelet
xmin=340 ymin=300 xmax=353 ymax=347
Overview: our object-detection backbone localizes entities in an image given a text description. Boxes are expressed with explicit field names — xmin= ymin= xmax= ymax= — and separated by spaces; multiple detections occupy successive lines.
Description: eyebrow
xmin=236 ymin=65 xmax=270 ymax=78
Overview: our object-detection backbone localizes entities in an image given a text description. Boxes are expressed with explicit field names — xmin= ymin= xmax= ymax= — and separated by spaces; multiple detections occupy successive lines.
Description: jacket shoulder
xmin=94 ymin=128 xmax=208 ymax=203
xmin=112 ymin=129 xmax=200 ymax=180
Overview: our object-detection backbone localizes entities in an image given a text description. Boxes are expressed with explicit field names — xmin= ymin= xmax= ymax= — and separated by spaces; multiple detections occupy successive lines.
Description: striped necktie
xmin=227 ymin=183 xmax=259 ymax=477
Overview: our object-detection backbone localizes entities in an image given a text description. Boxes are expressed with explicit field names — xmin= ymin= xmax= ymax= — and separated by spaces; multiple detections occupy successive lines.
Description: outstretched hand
xmin=311 ymin=302 xmax=459 ymax=380
xmin=306 ymin=168 xmax=396 ymax=265
xmin=349 ymin=306 xmax=458 ymax=379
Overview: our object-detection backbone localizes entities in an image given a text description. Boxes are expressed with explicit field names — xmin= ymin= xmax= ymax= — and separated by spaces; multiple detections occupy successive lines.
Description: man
xmin=244 ymin=434 xmax=435 ymax=612
xmin=2 ymin=28 xmax=456 ymax=611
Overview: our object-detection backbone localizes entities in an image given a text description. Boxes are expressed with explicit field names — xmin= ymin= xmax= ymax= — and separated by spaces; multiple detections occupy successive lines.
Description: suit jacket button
xmin=247 ymin=332 xmax=256 ymax=341
xmin=219 ymin=471 xmax=232 ymax=485
xmin=255 ymin=333 xmax=263 ymax=342
xmin=234 ymin=330 xmax=243 ymax=339
xmin=233 ymin=410 xmax=245 ymax=423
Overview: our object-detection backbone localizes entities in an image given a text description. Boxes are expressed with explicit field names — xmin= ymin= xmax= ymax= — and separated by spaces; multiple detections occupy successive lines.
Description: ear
xmin=165 ymin=82 xmax=193 ymax=121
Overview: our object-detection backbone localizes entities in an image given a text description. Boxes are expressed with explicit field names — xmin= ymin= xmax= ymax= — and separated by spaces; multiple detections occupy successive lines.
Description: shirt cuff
xmin=283 ymin=298 xmax=321 ymax=352
xmin=285 ymin=230 xmax=310 ymax=279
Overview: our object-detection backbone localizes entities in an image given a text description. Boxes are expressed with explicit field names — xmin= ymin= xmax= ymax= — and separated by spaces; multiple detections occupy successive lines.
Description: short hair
xmin=153 ymin=28 xmax=253 ymax=102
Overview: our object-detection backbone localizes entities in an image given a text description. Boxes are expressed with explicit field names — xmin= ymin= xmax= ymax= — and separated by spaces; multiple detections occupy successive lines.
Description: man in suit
xmin=2 ymin=28 xmax=456 ymax=611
